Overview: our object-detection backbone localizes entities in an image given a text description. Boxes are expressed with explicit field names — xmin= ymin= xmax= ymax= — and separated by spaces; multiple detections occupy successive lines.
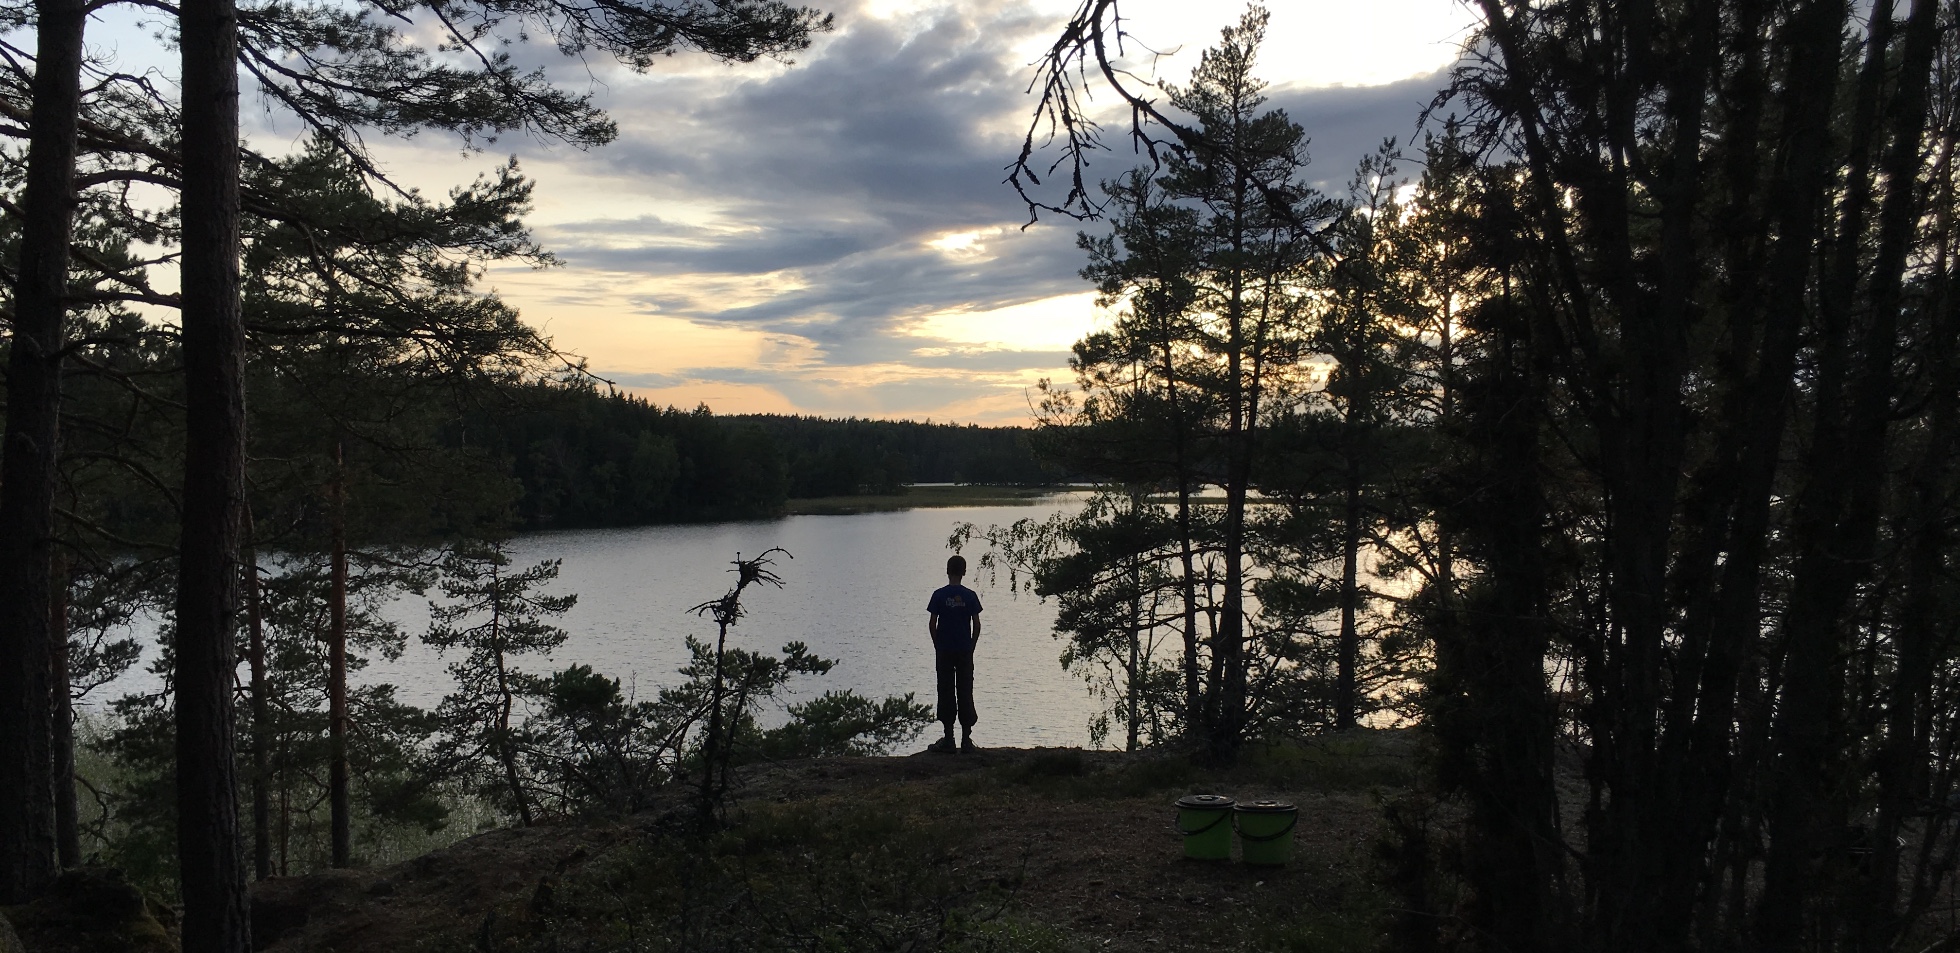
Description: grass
xmin=972 ymin=732 xmax=1420 ymax=802
xmin=975 ymin=750 xmax=1201 ymax=801
xmin=510 ymin=795 xmax=1079 ymax=953
xmin=60 ymin=732 xmax=1415 ymax=953
xmin=454 ymin=736 xmax=1415 ymax=952
xmin=1234 ymin=734 xmax=1425 ymax=793
xmin=69 ymin=712 xmax=497 ymax=895
xmin=1242 ymin=879 xmax=1388 ymax=953
xmin=785 ymin=485 xmax=1074 ymax=515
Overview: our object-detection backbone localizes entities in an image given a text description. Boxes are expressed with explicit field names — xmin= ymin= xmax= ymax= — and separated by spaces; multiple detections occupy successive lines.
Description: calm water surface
xmin=346 ymin=496 xmax=1099 ymax=748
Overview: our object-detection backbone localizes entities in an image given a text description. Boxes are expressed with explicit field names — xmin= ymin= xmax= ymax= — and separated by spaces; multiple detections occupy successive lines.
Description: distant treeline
xmin=465 ymin=387 xmax=1052 ymax=529
xmin=730 ymin=414 xmax=1054 ymax=495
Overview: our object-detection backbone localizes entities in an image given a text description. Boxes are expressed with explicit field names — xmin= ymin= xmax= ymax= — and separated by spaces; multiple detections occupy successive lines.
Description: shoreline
xmin=783 ymin=484 xmax=1076 ymax=515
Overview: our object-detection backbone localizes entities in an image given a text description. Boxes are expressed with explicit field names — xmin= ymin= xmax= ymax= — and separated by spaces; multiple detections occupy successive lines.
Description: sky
xmin=89 ymin=0 xmax=1480 ymax=424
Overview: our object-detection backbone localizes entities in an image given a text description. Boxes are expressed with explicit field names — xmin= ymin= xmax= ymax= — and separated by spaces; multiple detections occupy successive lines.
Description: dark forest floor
xmin=237 ymin=732 xmax=1421 ymax=953
xmin=19 ymin=731 xmax=1960 ymax=952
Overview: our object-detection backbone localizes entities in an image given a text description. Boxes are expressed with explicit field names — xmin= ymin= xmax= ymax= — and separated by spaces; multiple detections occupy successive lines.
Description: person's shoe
xmin=961 ymin=736 xmax=978 ymax=753
xmin=928 ymin=735 xmax=956 ymax=754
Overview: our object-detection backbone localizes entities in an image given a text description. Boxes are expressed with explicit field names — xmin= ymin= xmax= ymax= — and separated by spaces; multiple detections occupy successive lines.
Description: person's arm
xmin=971 ymin=615 xmax=981 ymax=647
xmin=929 ymin=612 xmax=939 ymax=641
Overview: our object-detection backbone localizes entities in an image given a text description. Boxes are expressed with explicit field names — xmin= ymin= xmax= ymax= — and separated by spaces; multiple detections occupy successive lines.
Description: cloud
xmin=364 ymin=0 xmax=1461 ymax=421
xmin=1266 ymin=75 xmax=1456 ymax=193
xmin=78 ymin=0 xmax=1471 ymax=422
xmin=529 ymin=2 xmax=1088 ymax=333
xmin=544 ymin=217 xmax=881 ymax=276
xmin=644 ymin=362 xmax=1045 ymax=418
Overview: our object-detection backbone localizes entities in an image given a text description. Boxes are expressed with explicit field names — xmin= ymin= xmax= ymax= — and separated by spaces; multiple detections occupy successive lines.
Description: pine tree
xmin=0 ymin=0 xmax=89 ymax=903
xmin=1314 ymin=144 xmax=1420 ymax=730
xmin=425 ymin=539 xmax=574 ymax=826
xmin=1061 ymin=6 xmax=1337 ymax=761
xmin=687 ymin=549 xmax=788 ymax=821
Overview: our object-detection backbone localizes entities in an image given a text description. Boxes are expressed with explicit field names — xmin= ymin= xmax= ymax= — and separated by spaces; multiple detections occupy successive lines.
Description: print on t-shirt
xmin=927 ymin=584 xmax=984 ymax=652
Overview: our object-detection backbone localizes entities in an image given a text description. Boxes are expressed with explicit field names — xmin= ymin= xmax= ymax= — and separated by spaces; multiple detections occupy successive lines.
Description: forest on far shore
xmin=60 ymin=363 xmax=1057 ymax=551
xmin=480 ymin=392 xmax=1057 ymax=529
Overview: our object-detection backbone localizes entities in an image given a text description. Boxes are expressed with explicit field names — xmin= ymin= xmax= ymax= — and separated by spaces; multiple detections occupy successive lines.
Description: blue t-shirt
xmin=928 ymin=584 xmax=983 ymax=652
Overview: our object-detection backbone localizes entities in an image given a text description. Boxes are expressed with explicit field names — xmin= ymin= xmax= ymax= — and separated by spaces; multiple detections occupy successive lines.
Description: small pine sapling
xmin=687 ymin=548 xmax=788 ymax=821
xmin=524 ymin=665 xmax=669 ymax=814
xmin=425 ymin=539 xmax=575 ymax=826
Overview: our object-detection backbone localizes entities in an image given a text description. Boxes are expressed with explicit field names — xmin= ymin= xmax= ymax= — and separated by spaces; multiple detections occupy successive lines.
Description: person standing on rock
xmin=927 ymin=555 xmax=983 ymax=753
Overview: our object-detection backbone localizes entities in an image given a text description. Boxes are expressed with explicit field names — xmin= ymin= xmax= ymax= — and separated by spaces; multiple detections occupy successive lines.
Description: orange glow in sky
xmin=83 ymin=0 xmax=1478 ymax=424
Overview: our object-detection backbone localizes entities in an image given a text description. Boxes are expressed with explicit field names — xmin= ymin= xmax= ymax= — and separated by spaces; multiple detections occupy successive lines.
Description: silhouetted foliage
xmin=732 ymin=414 xmax=1057 ymax=495
xmin=464 ymin=389 xmax=787 ymax=527
xmin=425 ymin=539 xmax=574 ymax=827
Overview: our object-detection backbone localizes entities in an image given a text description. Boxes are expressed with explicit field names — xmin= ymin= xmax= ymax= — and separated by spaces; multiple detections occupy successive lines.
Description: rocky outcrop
xmin=249 ymin=824 xmax=622 ymax=953
xmin=0 ymin=909 xmax=25 ymax=953
xmin=2 ymin=867 xmax=177 ymax=953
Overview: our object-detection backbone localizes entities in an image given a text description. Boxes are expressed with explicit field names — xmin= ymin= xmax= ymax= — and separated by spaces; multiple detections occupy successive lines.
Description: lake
xmin=98 ymin=493 xmax=1102 ymax=750
xmin=88 ymin=490 xmax=1402 ymax=746
xmin=393 ymin=496 xmax=1100 ymax=747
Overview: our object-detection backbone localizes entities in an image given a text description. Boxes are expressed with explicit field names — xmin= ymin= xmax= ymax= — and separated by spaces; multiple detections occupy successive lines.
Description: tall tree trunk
xmin=50 ymin=553 xmax=77 ymax=869
xmin=277 ymin=770 xmax=290 ymax=877
xmin=1435 ymin=284 xmax=1455 ymax=601
xmin=1836 ymin=7 xmax=1942 ymax=947
xmin=1207 ymin=182 xmax=1250 ymax=765
xmin=1168 ymin=409 xmax=1203 ymax=732
xmin=176 ymin=0 xmax=252 ymax=939
xmin=1154 ymin=314 xmax=1204 ymax=734
xmin=1574 ymin=3 xmax=1720 ymax=947
xmin=1650 ymin=1 xmax=1780 ymax=935
xmin=698 ymin=613 xmax=729 ymax=824
xmin=1211 ymin=428 xmax=1248 ymax=760
xmin=1175 ymin=493 xmax=1202 ymax=731
xmin=1758 ymin=2 xmax=1935 ymax=940
xmin=1433 ymin=289 xmax=1564 ymax=953
xmin=1866 ymin=335 xmax=1956 ymax=949
xmin=490 ymin=568 xmax=533 ymax=827
xmin=245 ymin=519 xmax=271 ymax=882
xmin=0 ymin=0 xmax=86 ymax=904
xmin=1876 ymin=117 xmax=1960 ymax=949
xmin=1126 ymin=550 xmax=1142 ymax=752
xmin=329 ymin=441 xmax=351 ymax=867
xmin=1335 ymin=444 xmax=1363 ymax=730
xmin=1644 ymin=0 xmax=1832 ymax=940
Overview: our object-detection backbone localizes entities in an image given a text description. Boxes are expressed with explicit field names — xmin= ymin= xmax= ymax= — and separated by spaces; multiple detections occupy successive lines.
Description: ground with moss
xmin=9 ymin=731 xmax=1426 ymax=953
xmin=1 ymin=867 xmax=178 ymax=953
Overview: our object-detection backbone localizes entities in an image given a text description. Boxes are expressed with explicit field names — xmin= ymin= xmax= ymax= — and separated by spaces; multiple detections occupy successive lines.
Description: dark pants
xmin=935 ymin=649 xmax=977 ymax=731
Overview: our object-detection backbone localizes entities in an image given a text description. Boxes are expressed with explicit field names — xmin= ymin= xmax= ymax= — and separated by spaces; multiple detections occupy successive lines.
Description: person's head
xmin=946 ymin=555 xmax=967 ymax=582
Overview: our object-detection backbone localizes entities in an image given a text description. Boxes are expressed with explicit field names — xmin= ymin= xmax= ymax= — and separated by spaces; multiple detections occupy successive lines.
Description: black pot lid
xmin=1175 ymin=794 xmax=1236 ymax=810
xmin=1235 ymin=799 xmax=1296 ymax=813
